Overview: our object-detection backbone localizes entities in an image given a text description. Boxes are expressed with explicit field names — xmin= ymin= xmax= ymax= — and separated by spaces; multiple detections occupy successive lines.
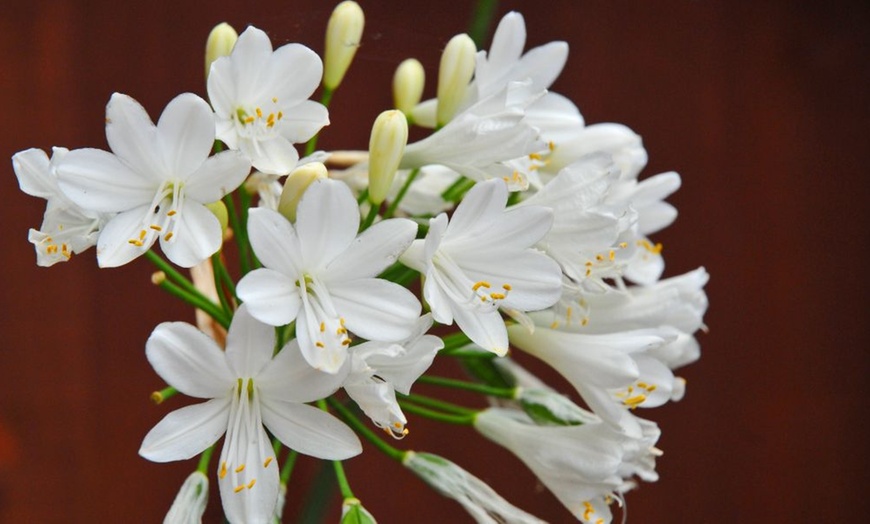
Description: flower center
xmin=297 ymin=274 xmax=352 ymax=369
xmin=127 ymin=179 xmax=185 ymax=249
xmin=219 ymin=378 xmax=276 ymax=496
xmin=233 ymin=98 xmax=284 ymax=139
xmin=431 ymin=250 xmax=511 ymax=312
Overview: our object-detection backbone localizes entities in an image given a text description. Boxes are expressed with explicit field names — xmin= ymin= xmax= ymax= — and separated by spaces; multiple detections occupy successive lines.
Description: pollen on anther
xmin=490 ymin=292 xmax=506 ymax=300
xmin=263 ymin=457 xmax=274 ymax=468
xmin=128 ymin=239 xmax=144 ymax=247
xmin=233 ymin=485 xmax=245 ymax=493
xmin=247 ymin=479 xmax=256 ymax=489
xmin=341 ymin=339 xmax=351 ymax=346
xmin=150 ymin=224 xmax=162 ymax=231
xmin=167 ymin=210 xmax=177 ymax=217
xmin=255 ymin=107 xmax=263 ymax=118
xmin=315 ymin=341 xmax=325 ymax=348
xmin=320 ymin=322 xmax=326 ymax=332
xmin=164 ymin=232 xmax=174 ymax=242
xmin=502 ymin=284 xmax=512 ymax=291
xmin=272 ymin=97 xmax=278 ymax=103
xmin=219 ymin=462 xmax=228 ymax=479
xmin=234 ymin=464 xmax=246 ymax=473
xmin=472 ymin=281 xmax=491 ymax=291
xmin=244 ymin=116 xmax=255 ymax=124
xmin=138 ymin=229 xmax=147 ymax=240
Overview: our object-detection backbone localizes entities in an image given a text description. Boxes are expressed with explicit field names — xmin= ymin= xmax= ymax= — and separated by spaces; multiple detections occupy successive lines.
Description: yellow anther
xmin=623 ymin=394 xmax=647 ymax=408
xmin=585 ymin=261 xmax=593 ymax=267
xmin=315 ymin=341 xmax=325 ymax=348
xmin=646 ymin=385 xmax=657 ymax=392
xmin=272 ymin=97 xmax=278 ymax=103
xmin=264 ymin=457 xmax=273 ymax=468
xmin=255 ymin=107 xmax=263 ymax=118
xmin=596 ymin=254 xmax=604 ymax=261
xmin=548 ymin=141 xmax=555 ymax=151
xmin=46 ymin=245 xmax=58 ymax=254
xmin=637 ymin=239 xmax=663 ymax=254
xmin=638 ymin=382 xmax=648 ymax=388
xmin=247 ymin=479 xmax=256 ymax=489
xmin=164 ymin=232 xmax=174 ymax=242
xmin=529 ymin=152 xmax=542 ymax=161
xmin=244 ymin=116 xmax=255 ymax=124
xmin=550 ymin=320 xmax=559 ymax=329
xmin=609 ymin=250 xmax=615 ymax=261
xmin=234 ymin=484 xmax=245 ymax=493
xmin=472 ymin=281 xmax=491 ymax=291
xmin=277 ymin=111 xmax=284 ymax=120
xmin=581 ymin=317 xmax=589 ymax=326
xmin=566 ymin=307 xmax=573 ymax=321
xmin=502 ymin=284 xmax=512 ymax=291
xmin=320 ymin=322 xmax=326 ymax=332
xmin=586 ymin=268 xmax=592 ymax=277
xmin=596 ymin=519 xmax=604 ymax=524
xmin=337 ymin=327 xmax=347 ymax=335
xmin=219 ymin=462 xmax=228 ymax=479
xmin=339 ymin=318 xmax=346 ymax=326
xmin=393 ymin=422 xmax=402 ymax=428
xmin=341 ymin=339 xmax=351 ymax=346
xmin=480 ymin=296 xmax=488 ymax=302
xmin=128 ymin=239 xmax=144 ymax=247
xmin=234 ymin=464 xmax=245 ymax=473
xmin=489 ymin=292 xmax=506 ymax=300
xmin=619 ymin=242 xmax=628 ymax=248
xmin=167 ymin=210 xmax=177 ymax=217
xmin=139 ymin=229 xmax=147 ymax=240
xmin=150 ymin=224 xmax=162 ymax=231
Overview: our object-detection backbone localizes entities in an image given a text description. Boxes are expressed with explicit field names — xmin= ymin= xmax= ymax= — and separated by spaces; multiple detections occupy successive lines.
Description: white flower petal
xmin=95 ymin=205 xmax=157 ymax=268
xmin=156 ymin=93 xmax=215 ymax=178
xmin=266 ymin=44 xmax=323 ymax=103
xmin=295 ymin=179 xmax=359 ymax=268
xmin=240 ymin=134 xmax=300 ymax=175
xmin=260 ymin=399 xmax=361 ymax=460
xmin=184 ymin=149 xmax=252 ymax=204
xmin=146 ymin=321 xmax=234 ymax=398
xmin=218 ymin=421 xmax=280 ymax=524
xmin=224 ymin=304 xmax=278 ymax=378
xmin=452 ymin=305 xmax=509 ymax=356
xmin=325 ymin=218 xmax=417 ymax=281
xmin=445 ymin=179 xmax=507 ymax=238
xmin=247 ymin=207 xmax=304 ymax=277
xmin=12 ymin=148 xmax=56 ymax=198
xmin=105 ymin=93 xmax=166 ymax=177
xmin=139 ymin=397 xmax=230 ymax=462
xmin=160 ymin=202 xmax=222 ymax=268
xmin=277 ymin=100 xmax=329 ymax=143
xmin=56 ymin=148 xmax=154 ymax=212
xmin=330 ymin=278 xmax=421 ymax=342
xmin=258 ymin=340 xmax=349 ymax=402
xmin=236 ymin=268 xmax=301 ymax=326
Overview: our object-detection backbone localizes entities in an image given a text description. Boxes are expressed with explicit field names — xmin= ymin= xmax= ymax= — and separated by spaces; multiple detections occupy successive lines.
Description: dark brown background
xmin=1 ymin=0 xmax=867 ymax=522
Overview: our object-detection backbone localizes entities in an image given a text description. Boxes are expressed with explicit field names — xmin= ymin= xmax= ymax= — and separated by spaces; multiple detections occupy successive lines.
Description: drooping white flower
xmin=12 ymin=147 xmax=111 ymax=266
xmin=208 ymin=26 xmax=328 ymax=175
xmin=343 ymin=314 xmax=443 ymax=438
xmin=164 ymin=471 xmax=209 ymax=524
xmin=403 ymin=451 xmax=546 ymax=524
xmin=139 ymin=305 xmax=361 ymax=524
xmin=55 ymin=92 xmax=251 ymax=268
xmin=400 ymin=179 xmax=562 ymax=355
xmin=475 ymin=408 xmax=625 ymax=524
xmin=236 ymin=178 xmax=421 ymax=373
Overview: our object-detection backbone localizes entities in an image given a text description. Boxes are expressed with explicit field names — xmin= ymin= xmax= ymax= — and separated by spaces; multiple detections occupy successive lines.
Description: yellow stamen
xmin=247 ymin=479 xmax=256 ymax=489
xmin=164 ymin=232 xmax=174 ymax=242
xmin=264 ymin=457 xmax=273 ymax=468
xmin=167 ymin=210 xmax=177 ymax=217
xmin=489 ymin=292 xmax=506 ymax=300
xmin=234 ymin=464 xmax=245 ymax=473
xmin=150 ymin=224 xmax=162 ymax=231
xmin=219 ymin=462 xmax=227 ymax=479
xmin=472 ymin=281 xmax=491 ymax=291
xmin=234 ymin=484 xmax=245 ymax=493
xmin=315 ymin=341 xmax=325 ymax=348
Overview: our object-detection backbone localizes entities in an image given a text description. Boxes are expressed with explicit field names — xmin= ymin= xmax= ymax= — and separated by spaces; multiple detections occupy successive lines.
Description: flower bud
xmin=164 ymin=471 xmax=209 ymax=524
xmin=392 ymin=58 xmax=425 ymax=115
xmin=516 ymin=387 xmax=600 ymax=426
xmin=340 ymin=498 xmax=377 ymax=524
xmin=324 ymin=1 xmax=365 ymax=90
xmin=205 ymin=200 xmax=229 ymax=237
xmin=278 ymin=162 xmax=328 ymax=222
xmin=436 ymin=34 xmax=476 ymax=126
xmin=205 ymin=22 xmax=238 ymax=79
xmin=367 ymin=110 xmax=408 ymax=205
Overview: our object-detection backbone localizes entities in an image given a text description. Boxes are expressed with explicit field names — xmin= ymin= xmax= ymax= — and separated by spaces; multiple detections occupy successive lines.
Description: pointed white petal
xmin=56 ymin=148 xmax=154 ymax=212
xmin=247 ymin=208 xmax=304 ymax=277
xmin=295 ymin=179 xmax=359 ymax=268
xmin=160 ymin=202 xmax=222 ymax=268
xmin=226 ymin=27 xmax=274 ymax=101
xmin=184 ymin=149 xmax=251 ymax=204
xmin=156 ymin=93 xmax=215 ymax=178
xmin=277 ymin=100 xmax=329 ymax=143
xmin=242 ymin=134 xmax=300 ymax=176
xmin=325 ymin=218 xmax=417 ymax=281
xmin=266 ymin=44 xmax=323 ymax=104
xmin=12 ymin=148 xmax=56 ymax=198
xmin=139 ymin=397 xmax=230 ymax=462
xmin=236 ymin=268 xmax=302 ymax=326
xmin=445 ymin=179 xmax=507 ymax=238
xmin=225 ymin=305 xmax=278 ymax=378
xmin=260 ymin=400 xmax=362 ymax=460
xmin=95 ymin=205 xmax=157 ymax=268
xmin=258 ymin=341 xmax=349 ymax=402
xmin=452 ymin=305 xmax=509 ymax=355
xmin=105 ymin=93 xmax=167 ymax=178
xmin=218 ymin=421 xmax=280 ymax=524
xmin=330 ymin=279 xmax=421 ymax=342
xmin=146 ymin=321 xmax=234 ymax=398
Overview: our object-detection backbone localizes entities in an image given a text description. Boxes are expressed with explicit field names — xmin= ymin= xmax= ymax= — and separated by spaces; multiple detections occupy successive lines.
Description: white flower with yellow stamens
xmin=236 ymin=178 xmax=421 ymax=373
xmin=55 ymin=92 xmax=250 ymax=268
xmin=208 ymin=26 xmax=328 ymax=175
xmin=400 ymin=178 xmax=562 ymax=354
xmin=140 ymin=305 xmax=361 ymax=524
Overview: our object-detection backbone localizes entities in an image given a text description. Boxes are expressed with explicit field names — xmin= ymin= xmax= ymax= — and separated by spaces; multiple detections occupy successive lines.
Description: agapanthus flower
xmin=208 ymin=26 xmax=328 ymax=175
xmin=139 ymin=305 xmax=361 ymax=523
xmin=236 ymin=178 xmax=421 ymax=373
xmin=400 ymin=178 xmax=562 ymax=355
xmin=55 ymin=92 xmax=251 ymax=268
xmin=342 ymin=314 xmax=443 ymax=438
xmin=12 ymin=147 xmax=111 ymax=266
xmin=164 ymin=471 xmax=209 ymax=524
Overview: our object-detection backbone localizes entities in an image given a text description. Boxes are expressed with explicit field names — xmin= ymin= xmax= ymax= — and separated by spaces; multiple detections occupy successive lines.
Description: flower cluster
xmin=13 ymin=4 xmax=707 ymax=523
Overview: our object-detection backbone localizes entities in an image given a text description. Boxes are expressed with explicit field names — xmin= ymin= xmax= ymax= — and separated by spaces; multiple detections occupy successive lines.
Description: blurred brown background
xmin=1 ymin=0 xmax=867 ymax=522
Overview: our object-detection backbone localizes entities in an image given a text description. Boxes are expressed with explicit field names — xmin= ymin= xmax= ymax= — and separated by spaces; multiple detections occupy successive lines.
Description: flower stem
xmin=145 ymin=250 xmax=198 ymax=295
xmin=398 ymin=400 xmax=476 ymax=425
xmin=417 ymin=375 xmax=515 ymax=399
xmin=153 ymin=276 xmax=231 ymax=329
xmin=328 ymin=398 xmax=404 ymax=461
xmin=441 ymin=176 xmax=475 ymax=202
xmin=397 ymin=392 xmax=477 ymax=416
xmin=196 ymin=445 xmax=214 ymax=474
xmin=383 ymin=168 xmax=420 ymax=219
xmin=150 ymin=385 xmax=177 ymax=404
xmin=211 ymin=252 xmax=235 ymax=316
xmin=467 ymin=0 xmax=500 ymax=48
xmin=440 ymin=330 xmax=472 ymax=352
xmin=359 ymin=203 xmax=380 ymax=231
xmin=332 ymin=460 xmax=354 ymax=499
xmin=281 ymin=449 xmax=299 ymax=485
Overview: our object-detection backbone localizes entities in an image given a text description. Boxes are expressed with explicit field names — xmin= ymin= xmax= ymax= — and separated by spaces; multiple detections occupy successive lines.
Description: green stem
xmin=467 ymin=0 xmax=500 ymax=48
xmin=356 ymin=188 xmax=369 ymax=205
xmin=223 ymin=193 xmax=250 ymax=275
xmin=150 ymin=385 xmax=177 ymax=404
xmin=383 ymin=168 xmax=420 ymax=219
xmin=328 ymin=398 xmax=404 ymax=461
xmin=442 ymin=349 xmax=497 ymax=358
xmin=397 ymin=392 xmax=477 ymax=416
xmin=417 ymin=375 xmax=515 ymax=399
xmin=211 ymin=252 xmax=234 ymax=315
xmin=440 ymin=331 xmax=472 ymax=352
xmin=441 ymin=176 xmax=475 ymax=202
xmin=332 ymin=460 xmax=354 ymax=499
xmin=280 ymin=449 xmax=299 ymax=485
xmin=360 ymin=203 xmax=380 ymax=231
xmin=154 ymin=277 xmax=231 ymax=329
xmin=145 ymin=250 xmax=198 ymax=296
xmin=398 ymin=400 xmax=476 ymax=425
xmin=196 ymin=445 xmax=214 ymax=474
xmin=305 ymin=88 xmax=335 ymax=156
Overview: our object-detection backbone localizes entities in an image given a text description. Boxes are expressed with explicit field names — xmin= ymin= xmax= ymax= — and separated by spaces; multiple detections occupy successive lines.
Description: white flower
xmin=236 ymin=178 xmax=421 ymax=373
xmin=12 ymin=147 xmax=111 ymax=266
xmin=343 ymin=314 xmax=443 ymax=437
xmin=403 ymin=451 xmax=545 ymax=524
xmin=208 ymin=26 xmax=328 ymax=175
xmin=475 ymin=408 xmax=625 ymax=523
xmin=400 ymin=179 xmax=562 ymax=355
xmin=139 ymin=305 xmax=361 ymax=524
xmin=164 ymin=471 xmax=209 ymax=524
xmin=56 ymin=92 xmax=251 ymax=268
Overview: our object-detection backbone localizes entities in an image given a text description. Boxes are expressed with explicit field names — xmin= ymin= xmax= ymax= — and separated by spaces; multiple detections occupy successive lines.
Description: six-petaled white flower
xmin=140 ymin=305 xmax=361 ymax=524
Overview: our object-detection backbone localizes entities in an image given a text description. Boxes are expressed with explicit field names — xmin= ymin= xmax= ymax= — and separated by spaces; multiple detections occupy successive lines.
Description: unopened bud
xmin=368 ymin=110 xmax=408 ymax=205
xmin=324 ymin=1 xmax=365 ymax=90
xmin=392 ymin=58 xmax=425 ymax=115
xmin=205 ymin=200 xmax=229 ymax=237
xmin=205 ymin=22 xmax=238 ymax=79
xmin=164 ymin=471 xmax=209 ymax=524
xmin=340 ymin=498 xmax=377 ymax=524
xmin=278 ymin=162 xmax=328 ymax=222
xmin=436 ymin=34 xmax=476 ymax=126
